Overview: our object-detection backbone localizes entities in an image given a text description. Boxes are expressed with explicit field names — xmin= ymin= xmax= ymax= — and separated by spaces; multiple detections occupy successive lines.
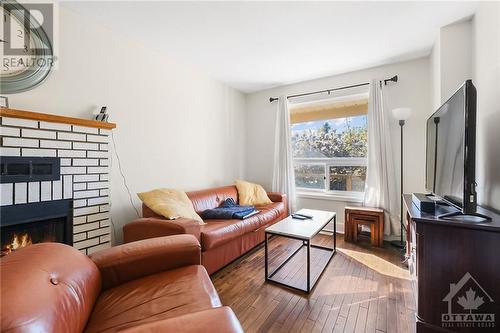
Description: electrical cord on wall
xmin=111 ymin=131 xmax=141 ymax=218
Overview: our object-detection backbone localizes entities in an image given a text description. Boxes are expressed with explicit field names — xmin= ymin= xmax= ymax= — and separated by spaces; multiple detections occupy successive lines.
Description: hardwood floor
xmin=211 ymin=233 xmax=416 ymax=333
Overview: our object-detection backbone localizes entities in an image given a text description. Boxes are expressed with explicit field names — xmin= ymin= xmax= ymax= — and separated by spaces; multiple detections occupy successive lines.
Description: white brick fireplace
xmin=0 ymin=109 xmax=116 ymax=254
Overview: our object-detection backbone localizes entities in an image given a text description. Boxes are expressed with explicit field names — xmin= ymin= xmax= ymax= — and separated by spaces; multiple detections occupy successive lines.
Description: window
xmin=290 ymin=96 xmax=368 ymax=198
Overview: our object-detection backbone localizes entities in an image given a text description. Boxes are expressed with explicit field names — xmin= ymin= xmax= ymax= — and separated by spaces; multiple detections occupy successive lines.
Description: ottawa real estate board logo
xmin=442 ymin=272 xmax=495 ymax=329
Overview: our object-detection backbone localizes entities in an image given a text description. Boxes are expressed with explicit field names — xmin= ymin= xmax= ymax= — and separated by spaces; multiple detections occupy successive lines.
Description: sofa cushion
xmin=255 ymin=202 xmax=286 ymax=220
xmin=187 ymin=186 xmax=238 ymax=214
xmin=84 ymin=265 xmax=221 ymax=333
xmin=200 ymin=202 xmax=286 ymax=250
xmin=118 ymin=307 xmax=244 ymax=333
xmin=200 ymin=219 xmax=244 ymax=251
xmin=235 ymin=180 xmax=273 ymax=206
xmin=137 ymin=188 xmax=204 ymax=224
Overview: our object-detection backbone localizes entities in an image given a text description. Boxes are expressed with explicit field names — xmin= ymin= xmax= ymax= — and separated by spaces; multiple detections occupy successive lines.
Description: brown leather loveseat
xmin=124 ymin=185 xmax=288 ymax=274
xmin=0 ymin=235 xmax=243 ymax=333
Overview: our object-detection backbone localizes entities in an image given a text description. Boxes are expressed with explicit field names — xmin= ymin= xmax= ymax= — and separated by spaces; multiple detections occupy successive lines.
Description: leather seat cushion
xmin=84 ymin=265 xmax=221 ymax=333
xmin=200 ymin=202 xmax=286 ymax=250
xmin=255 ymin=202 xmax=286 ymax=220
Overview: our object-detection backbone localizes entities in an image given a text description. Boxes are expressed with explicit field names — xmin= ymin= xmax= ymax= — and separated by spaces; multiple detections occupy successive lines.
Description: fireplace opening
xmin=0 ymin=199 xmax=73 ymax=256
xmin=1 ymin=217 xmax=67 ymax=255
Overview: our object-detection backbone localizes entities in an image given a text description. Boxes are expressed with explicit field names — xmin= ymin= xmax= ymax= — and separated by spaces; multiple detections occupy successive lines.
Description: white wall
xmin=440 ymin=20 xmax=473 ymax=104
xmin=5 ymin=7 xmax=246 ymax=243
xmin=429 ymin=19 xmax=473 ymax=111
xmin=245 ymin=58 xmax=431 ymax=234
xmin=429 ymin=40 xmax=441 ymax=111
xmin=472 ymin=2 xmax=500 ymax=212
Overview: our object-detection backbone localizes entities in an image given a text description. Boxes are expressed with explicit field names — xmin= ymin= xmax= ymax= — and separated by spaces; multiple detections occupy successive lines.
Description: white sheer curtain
xmin=272 ymin=96 xmax=297 ymax=213
xmin=364 ymin=80 xmax=399 ymax=235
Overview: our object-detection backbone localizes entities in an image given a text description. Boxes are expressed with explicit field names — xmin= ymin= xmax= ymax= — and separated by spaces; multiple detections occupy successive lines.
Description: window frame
xmin=293 ymin=156 xmax=367 ymax=202
xmin=290 ymin=95 xmax=369 ymax=202
xmin=292 ymin=160 xmax=327 ymax=191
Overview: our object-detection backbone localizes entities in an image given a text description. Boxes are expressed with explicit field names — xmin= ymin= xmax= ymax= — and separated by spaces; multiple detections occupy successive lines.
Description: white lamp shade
xmin=391 ymin=107 xmax=412 ymax=121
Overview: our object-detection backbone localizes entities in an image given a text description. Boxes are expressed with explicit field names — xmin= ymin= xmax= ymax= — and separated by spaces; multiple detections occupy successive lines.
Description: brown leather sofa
xmin=124 ymin=185 xmax=288 ymax=274
xmin=0 ymin=235 xmax=243 ymax=333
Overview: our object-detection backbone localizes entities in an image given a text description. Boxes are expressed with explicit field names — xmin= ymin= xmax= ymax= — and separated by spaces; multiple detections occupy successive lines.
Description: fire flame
xmin=3 ymin=233 xmax=32 ymax=254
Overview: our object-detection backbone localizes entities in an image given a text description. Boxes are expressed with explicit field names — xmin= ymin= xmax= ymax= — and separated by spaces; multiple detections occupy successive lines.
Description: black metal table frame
xmin=264 ymin=214 xmax=336 ymax=293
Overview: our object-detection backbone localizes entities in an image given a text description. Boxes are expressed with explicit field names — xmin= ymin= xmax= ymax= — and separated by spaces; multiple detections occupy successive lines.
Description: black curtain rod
xmin=269 ymin=75 xmax=398 ymax=103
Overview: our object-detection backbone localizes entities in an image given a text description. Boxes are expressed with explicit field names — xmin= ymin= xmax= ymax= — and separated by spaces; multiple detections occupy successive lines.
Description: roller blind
xmin=290 ymin=98 xmax=368 ymax=124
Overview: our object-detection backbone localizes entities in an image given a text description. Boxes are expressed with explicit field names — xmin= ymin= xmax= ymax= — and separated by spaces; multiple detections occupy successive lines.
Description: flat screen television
xmin=425 ymin=80 xmax=477 ymax=214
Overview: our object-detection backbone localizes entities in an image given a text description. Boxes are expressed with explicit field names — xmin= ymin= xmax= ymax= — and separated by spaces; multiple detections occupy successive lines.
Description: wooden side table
xmin=344 ymin=206 xmax=384 ymax=247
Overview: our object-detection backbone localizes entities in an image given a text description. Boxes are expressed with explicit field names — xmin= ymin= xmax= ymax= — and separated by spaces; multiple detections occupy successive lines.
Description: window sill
xmin=296 ymin=190 xmax=364 ymax=203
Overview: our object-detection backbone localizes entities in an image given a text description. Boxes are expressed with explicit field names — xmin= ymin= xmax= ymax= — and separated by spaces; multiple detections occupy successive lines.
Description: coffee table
xmin=264 ymin=208 xmax=336 ymax=293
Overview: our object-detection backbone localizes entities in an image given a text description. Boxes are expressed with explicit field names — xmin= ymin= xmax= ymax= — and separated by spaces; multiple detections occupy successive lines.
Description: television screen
xmin=425 ymin=80 xmax=476 ymax=213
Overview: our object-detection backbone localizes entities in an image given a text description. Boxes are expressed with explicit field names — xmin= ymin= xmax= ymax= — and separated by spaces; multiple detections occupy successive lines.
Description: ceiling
xmin=63 ymin=1 xmax=478 ymax=93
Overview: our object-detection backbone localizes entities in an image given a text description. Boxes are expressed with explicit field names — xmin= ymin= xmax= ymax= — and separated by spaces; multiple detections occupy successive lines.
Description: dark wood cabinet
xmin=404 ymin=195 xmax=500 ymax=333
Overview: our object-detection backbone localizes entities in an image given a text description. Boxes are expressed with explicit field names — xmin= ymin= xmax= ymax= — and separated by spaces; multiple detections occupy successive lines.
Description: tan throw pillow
xmin=137 ymin=188 xmax=204 ymax=224
xmin=235 ymin=180 xmax=273 ymax=206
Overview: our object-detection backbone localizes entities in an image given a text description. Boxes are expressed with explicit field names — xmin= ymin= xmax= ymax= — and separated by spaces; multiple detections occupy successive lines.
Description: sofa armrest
xmin=267 ymin=192 xmax=289 ymax=215
xmin=267 ymin=192 xmax=287 ymax=203
xmin=119 ymin=307 xmax=243 ymax=333
xmin=89 ymin=235 xmax=201 ymax=290
xmin=123 ymin=218 xmax=201 ymax=243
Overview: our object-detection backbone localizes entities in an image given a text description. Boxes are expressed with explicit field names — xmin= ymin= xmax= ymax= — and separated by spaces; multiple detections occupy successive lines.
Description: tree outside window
xmin=291 ymin=115 xmax=368 ymax=192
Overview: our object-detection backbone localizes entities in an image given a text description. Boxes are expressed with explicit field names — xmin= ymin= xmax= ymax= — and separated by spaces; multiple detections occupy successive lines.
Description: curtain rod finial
xmin=384 ymin=75 xmax=398 ymax=85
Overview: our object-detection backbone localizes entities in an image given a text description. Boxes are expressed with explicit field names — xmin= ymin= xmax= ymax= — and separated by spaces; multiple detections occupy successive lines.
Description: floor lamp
xmin=390 ymin=107 xmax=412 ymax=249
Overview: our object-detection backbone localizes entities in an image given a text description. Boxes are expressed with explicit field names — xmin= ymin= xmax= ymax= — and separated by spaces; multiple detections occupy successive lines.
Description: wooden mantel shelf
xmin=0 ymin=108 xmax=116 ymax=129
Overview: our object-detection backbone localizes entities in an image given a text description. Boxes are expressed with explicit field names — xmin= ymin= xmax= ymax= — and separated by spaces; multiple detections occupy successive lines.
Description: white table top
xmin=265 ymin=209 xmax=336 ymax=240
